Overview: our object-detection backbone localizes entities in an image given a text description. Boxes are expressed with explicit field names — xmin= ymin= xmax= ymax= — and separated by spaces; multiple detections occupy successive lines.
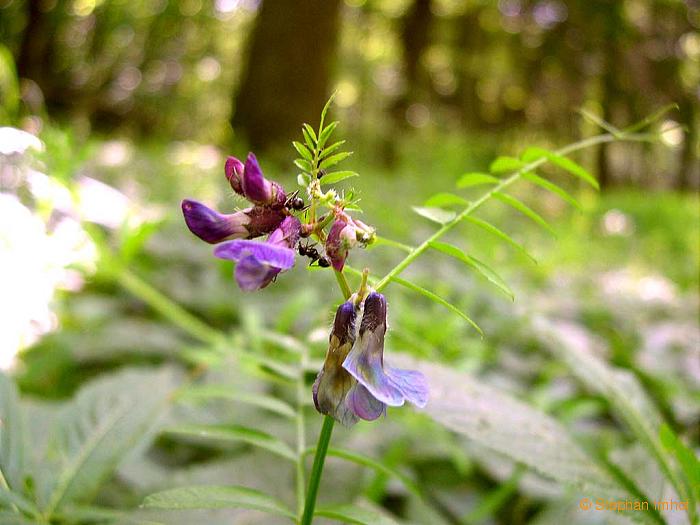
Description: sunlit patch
xmin=0 ymin=127 xmax=43 ymax=155
xmin=96 ymin=140 xmax=133 ymax=167
xmin=601 ymin=209 xmax=633 ymax=236
xmin=660 ymin=120 xmax=683 ymax=148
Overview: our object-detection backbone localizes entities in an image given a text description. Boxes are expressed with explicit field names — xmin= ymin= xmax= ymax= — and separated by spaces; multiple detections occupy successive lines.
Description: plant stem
xmin=334 ymin=270 xmax=352 ymax=300
xmin=299 ymin=268 xmax=351 ymax=524
xmin=115 ymin=267 xmax=222 ymax=346
xmin=300 ymin=415 xmax=335 ymax=525
xmin=374 ymin=131 xmax=656 ymax=292
xmin=295 ymin=347 xmax=307 ymax=519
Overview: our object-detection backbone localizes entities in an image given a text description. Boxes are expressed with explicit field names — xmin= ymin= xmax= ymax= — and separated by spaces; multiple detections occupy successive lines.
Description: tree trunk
xmin=233 ymin=0 xmax=342 ymax=152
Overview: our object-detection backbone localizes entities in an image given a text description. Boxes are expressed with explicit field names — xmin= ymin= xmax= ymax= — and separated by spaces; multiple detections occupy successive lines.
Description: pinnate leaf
xmin=428 ymin=241 xmax=514 ymax=300
xmin=143 ymin=485 xmax=295 ymax=519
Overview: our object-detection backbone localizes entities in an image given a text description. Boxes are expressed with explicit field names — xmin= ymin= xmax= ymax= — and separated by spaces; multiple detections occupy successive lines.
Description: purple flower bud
xmin=313 ymin=301 xmax=360 ymax=426
xmin=242 ymin=153 xmax=286 ymax=207
xmin=182 ymin=199 xmax=250 ymax=244
xmin=225 ymin=156 xmax=245 ymax=195
xmin=213 ymin=216 xmax=301 ymax=291
xmin=342 ymin=292 xmax=428 ymax=413
xmin=325 ymin=219 xmax=358 ymax=271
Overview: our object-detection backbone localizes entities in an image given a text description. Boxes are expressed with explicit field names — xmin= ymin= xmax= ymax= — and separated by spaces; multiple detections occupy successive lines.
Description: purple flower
xmin=214 ymin=215 xmax=301 ymax=291
xmin=325 ymin=216 xmax=376 ymax=271
xmin=241 ymin=153 xmax=286 ymax=207
xmin=313 ymin=292 xmax=428 ymax=425
xmin=312 ymin=301 xmax=361 ymax=426
xmin=343 ymin=292 xmax=428 ymax=416
xmin=182 ymin=199 xmax=285 ymax=244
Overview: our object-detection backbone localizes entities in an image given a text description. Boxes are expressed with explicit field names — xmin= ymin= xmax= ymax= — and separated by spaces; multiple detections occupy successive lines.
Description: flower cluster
xmin=313 ymin=291 xmax=428 ymax=426
xmin=182 ymin=153 xmax=297 ymax=290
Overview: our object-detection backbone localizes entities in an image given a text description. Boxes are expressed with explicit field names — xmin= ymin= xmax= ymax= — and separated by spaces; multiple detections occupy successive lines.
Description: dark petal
xmin=181 ymin=199 xmax=249 ymax=244
xmin=225 ymin=156 xmax=245 ymax=194
xmin=331 ymin=301 xmax=357 ymax=346
xmin=245 ymin=206 xmax=286 ymax=238
xmin=234 ymin=254 xmax=279 ymax=291
xmin=347 ymin=383 xmax=386 ymax=420
xmin=214 ymin=239 xmax=296 ymax=269
xmin=242 ymin=153 xmax=272 ymax=204
xmin=359 ymin=292 xmax=387 ymax=335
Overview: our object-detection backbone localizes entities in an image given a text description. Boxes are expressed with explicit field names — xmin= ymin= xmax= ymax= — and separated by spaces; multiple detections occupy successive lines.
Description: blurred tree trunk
xmin=233 ymin=0 xmax=341 ymax=152
xmin=392 ymin=0 xmax=432 ymax=124
xmin=17 ymin=0 xmax=51 ymax=90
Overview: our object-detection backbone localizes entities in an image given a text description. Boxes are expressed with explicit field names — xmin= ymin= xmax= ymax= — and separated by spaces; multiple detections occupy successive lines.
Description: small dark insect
xmin=298 ymin=241 xmax=331 ymax=268
xmin=284 ymin=190 xmax=307 ymax=211
xmin=317 ymin=169 xmax=327 ymax=179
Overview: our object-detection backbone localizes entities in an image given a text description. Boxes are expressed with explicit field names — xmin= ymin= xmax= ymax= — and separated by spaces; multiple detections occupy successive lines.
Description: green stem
xmin=374 ymin=131 xmax=656 ymax=292
xmin=334 ymin=270 xmax=352 ymax=300
xmin=115 ymin=267 xmax=222 ymax=346
xmin=295 ymin=347 xmax=307 ymax=518
xmin=300 ymin=415 xmax=335 ymax=525
xmin=299 ymin=268 xmax=351 ymax=524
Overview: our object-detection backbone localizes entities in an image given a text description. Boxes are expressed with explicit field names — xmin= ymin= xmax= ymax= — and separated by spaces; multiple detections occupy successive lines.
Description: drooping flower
xmin=312 ymin=300 xmax=360 ymax=426
xmin=325 ymin=215 xmax=376 ymax=271
xmin=313 ymin=291 xmax=428 ymax=425
xmin=343 ymin=292 xmax=428 ymax=414
xmin=214 ymin=215 xmax=301 ymax=291
xmin=181 ymin=199 xmax=285 ymax=244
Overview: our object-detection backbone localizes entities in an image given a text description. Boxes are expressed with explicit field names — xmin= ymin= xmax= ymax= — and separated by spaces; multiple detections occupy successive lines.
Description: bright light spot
xmin=96 ymin=140 xmax=133 ymax=167
xmin=0 ymin=127 xmax=43 ymax=155
xmin=335 ymin=81 xmax=359 ymax=108
xmin=533 ymin=0 xmax=567 ymax=28
xmin=601 ymin=209 xmax=633 ymax=236
xmin=679 ymin=32 xmax=700 ymax=59
xmin=197 ymin=57 xmax=222 ymax=82
xmin=405 ymin=103 xmax=430 ymax=128
xmin=660 ymin=120 xmax=683 ymax=147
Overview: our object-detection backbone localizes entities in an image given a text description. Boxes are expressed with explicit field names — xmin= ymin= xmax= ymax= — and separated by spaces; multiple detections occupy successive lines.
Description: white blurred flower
xmin=0 ymin=194 xmax=97 ymax=370
xmin=0 ymin=127 xmax=44 ymax=155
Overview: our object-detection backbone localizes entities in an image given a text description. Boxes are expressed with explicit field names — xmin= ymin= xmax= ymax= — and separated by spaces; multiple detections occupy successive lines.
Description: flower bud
xmin=225 ymin=156 xmax=245 ymax=195
xmin=242 ymin=153 xmax=286 ymax=207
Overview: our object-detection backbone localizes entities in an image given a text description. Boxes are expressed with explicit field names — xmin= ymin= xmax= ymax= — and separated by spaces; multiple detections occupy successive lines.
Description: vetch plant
xmin=1 ymin=103 xmax=696 ymax=525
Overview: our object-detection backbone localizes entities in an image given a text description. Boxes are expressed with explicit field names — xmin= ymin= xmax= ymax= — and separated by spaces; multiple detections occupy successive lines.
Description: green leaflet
xmin=521 ymin=147 xmax=599 ymax=189
xmin=292 ymin=140 xmax=313 ymax=161
xmin=177 ymin=385 xmax=296 ymax=419
xmin=428 ymin=241 xmax=514 ymax=300
xmin=522 ymin=171 xmax=583 ymax=210
xmin=42 ymin=368 xmax=177 ymax=516
xmin=391 ymin=276 xmax=483 ymax=336
xmin=316 ymin=504 xmax=401 ymax=525
xmin=0 ymin=372 xmax=24 ymax=494
xmin=461 ymin=215 xmax=536 ymax=263
xmin=489 ymin=156 xmax=523 ymax=174
xmin=412 ymin=206 xmax=456 ymax=225
xmin=142 ymin=485 xmax=295 ymax=519
xmin=660 ymin=424 xmax=700 ymax=503
xmin=164 ymin=424 xmax=297 ymax=461
xmin=319 ymin=170 xmax=359 ymax=185
xmin=456 ymin=172 xmax=499 ymax=188
xmin=493 ymin=192 xmax=557 ymax=236
xmin=424 ymin=192 xmax=470 ymax=207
